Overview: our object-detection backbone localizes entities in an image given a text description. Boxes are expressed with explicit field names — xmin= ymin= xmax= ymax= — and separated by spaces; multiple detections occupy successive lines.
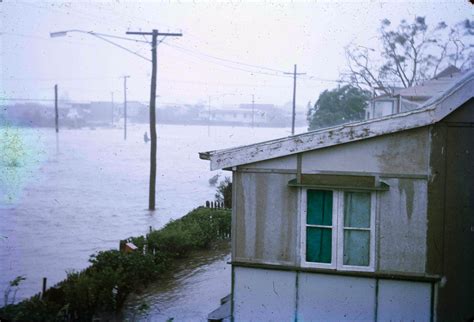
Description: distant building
xmin=88 ymin=102 xmax=114 ymax=125
xmin=201 ymin=71 xmax=474 ymax=321
xmin=238 ymin=103 xmax=275 ymax=111
xmin=203 ymin=108 xmax=266 ymax=125
xmin=367 ymin=66 xmax=467 ymax=119
xmin=2 ymin=103 xmax=69 ymax=127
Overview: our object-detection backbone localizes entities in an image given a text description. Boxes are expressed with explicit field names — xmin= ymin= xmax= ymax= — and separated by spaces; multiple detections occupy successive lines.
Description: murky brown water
xmin=123 ymin=242 xmax=231 ymax=322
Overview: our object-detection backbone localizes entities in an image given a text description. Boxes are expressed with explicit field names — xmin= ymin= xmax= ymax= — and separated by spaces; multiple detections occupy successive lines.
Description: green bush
xmin=0 ymin=207 xmax=230 ymax=321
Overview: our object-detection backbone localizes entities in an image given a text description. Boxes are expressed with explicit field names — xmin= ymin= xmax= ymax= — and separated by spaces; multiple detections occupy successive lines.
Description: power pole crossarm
xmin=126 ymin=29 xmax=182 ymax=211
xmin=126 ymin=31 xmax=183 ymax=37
xmin=284 ymin=64 xmax=306 ymax=135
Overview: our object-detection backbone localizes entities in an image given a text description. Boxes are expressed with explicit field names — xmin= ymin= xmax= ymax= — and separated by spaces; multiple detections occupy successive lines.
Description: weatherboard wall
xmin=232 ymin=171 xmax=298 ymax=265
xmin=233 ymin=127 xmax=431 ymax=273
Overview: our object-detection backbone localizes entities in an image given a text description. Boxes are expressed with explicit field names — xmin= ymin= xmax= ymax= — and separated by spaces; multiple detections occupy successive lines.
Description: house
xmin=367 ymin=66 xmax=467 ymax=119
xmin=200 ymin=70 xmax=474 ymax=321
xmin=198 ymin=108 xmax=267 ymax=125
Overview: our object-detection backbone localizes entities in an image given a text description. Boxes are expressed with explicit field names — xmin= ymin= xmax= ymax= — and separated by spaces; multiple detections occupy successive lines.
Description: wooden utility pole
xmin=126 ymin=29 xmax=182 ymax=210
xmin=251 ymin=94 xmax=255 ymax=128
xmin=54 ymin=84 xmax=59 ymax=133
xmin=284 ymin=64 xmax=306 ymax=135
xmin=41 ymin=277 xmax=47 ymax=298
xmin=208 ymin=96 xmax=211 ymax=137
xmin=123 ymin=76 xmax=130 ymax=140
xmin=111 ymin=91 xmax=114 ymax=125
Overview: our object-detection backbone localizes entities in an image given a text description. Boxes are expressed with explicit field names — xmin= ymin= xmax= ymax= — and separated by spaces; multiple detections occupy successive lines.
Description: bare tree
xmin=343 ymin=17 xmax=473 ymax=95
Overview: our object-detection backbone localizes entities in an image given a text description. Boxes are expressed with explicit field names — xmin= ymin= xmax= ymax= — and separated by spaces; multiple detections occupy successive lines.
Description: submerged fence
xmin=204 ymin=200 xmax=226 ymax=209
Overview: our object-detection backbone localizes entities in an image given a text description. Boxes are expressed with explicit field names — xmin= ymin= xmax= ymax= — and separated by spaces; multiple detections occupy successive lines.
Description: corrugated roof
xmin=395 ymin=71 xmax=466 ymax=99
xmin=200 ymin=70 xmax=474 ymax=170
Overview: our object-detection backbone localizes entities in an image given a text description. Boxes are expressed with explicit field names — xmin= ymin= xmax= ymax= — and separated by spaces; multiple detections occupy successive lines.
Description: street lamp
xmin=51 ymin=28 xmax=182 ymax=211
xmin=50 ymin=30 xmax=150 ymax=141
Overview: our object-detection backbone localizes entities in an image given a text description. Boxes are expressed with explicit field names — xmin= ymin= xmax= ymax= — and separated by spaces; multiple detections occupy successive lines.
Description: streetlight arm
xmin=50 ymin=29 xmax=151 ymax=62
xmin=89 ymin=33 xmax=151 ymax=62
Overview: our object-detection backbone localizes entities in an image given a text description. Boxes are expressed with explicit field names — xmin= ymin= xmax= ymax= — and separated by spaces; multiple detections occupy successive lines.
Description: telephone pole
xmin=126 ymin=29 xmax=182 ymax=211
xmin=208 ymin=96 xmax=212 ymax=137
xmin=123 ymin=76 xmax=130 ymax=140
xmin=111 ymin=91 xmax=114 ymax=125
xmin=54 ymin=84 xmax=59 ymax=133
xmin=284 ymin=64 xmax=306 ymax=135
xmin=251 ymin=94 xmax=255 ymax=128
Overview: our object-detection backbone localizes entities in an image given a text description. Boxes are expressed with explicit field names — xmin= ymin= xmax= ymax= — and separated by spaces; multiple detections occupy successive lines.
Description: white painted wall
xmin=377 ymin=279 xmax=432 ymax=321
xmin=298 ymin=273 xmax=376 ymax=321
xmin=233 ymin=267 xmax=432 ymax=321
xmin=233 ymin=267 xmax=296 ymax=322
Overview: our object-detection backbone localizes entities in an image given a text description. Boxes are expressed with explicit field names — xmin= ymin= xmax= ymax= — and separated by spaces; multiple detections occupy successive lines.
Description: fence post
xmin=41 ymin=277 xmax=47 ymax=299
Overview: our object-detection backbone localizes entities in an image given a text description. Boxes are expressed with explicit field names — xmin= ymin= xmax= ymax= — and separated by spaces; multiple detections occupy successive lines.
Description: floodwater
xmin=0 ymin=123 xmax=299 ymax=311
xmin=123 ymin=242 xmax=231 ymax=321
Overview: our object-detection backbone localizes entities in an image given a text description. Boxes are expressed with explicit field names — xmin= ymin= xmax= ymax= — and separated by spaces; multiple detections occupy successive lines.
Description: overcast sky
xmin=1 ymin=0 xmax=472 ymax=108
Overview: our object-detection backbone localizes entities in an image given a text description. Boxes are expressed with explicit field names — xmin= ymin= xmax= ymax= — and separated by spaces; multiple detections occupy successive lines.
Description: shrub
xmin=0 ymin=207 xmax=231 ymax=320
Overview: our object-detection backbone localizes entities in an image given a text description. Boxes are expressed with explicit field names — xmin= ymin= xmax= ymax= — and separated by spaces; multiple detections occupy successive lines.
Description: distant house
xmin=198 ymin=108 xmax=267 ymax=125
xmin=367 ymin=66 xmax=467 ymax=119
xmin=201 ymin=71 xmax=474 ymax=321
xmin=88 ymin=101 xmax=114 ymax=125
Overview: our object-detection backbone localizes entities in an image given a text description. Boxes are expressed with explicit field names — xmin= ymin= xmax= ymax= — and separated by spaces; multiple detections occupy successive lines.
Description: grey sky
xmin=1 ymin=0 xmax=472 ymax=107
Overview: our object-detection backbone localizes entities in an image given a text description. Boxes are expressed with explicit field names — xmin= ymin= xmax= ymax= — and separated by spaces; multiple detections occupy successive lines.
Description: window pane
xmin=343 ymin=230 xmax=370 ymax=266
xmin=307 ymin=190 xmax=332 ymax=226
xmin=306 ymin=227 xmax=332 ymax=263
xmin=374 ymin=100 xmax=394 ymax=118
xmin=344 ymin=192 xmax=370 ymax=228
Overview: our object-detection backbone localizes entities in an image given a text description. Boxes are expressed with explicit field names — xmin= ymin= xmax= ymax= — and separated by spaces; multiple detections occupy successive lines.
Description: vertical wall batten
xmin=374 ymin=278 xmax=379 ymax=321
xmin=294 ymin=271 xmax=299 ymax=322
xmin=430 ymin=282 xmax=434 ymax=322
xmin=296 ymin=154 xmax=302 ymax=184
xmin=230 ymin=265 xmax=235 ymax=322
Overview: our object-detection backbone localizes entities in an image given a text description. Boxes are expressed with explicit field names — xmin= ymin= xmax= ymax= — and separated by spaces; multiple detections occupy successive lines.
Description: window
xmin=301 ymin=189 xmax=375 ymax=271
xmin=373 ymin=100 xmax=394 ymax=118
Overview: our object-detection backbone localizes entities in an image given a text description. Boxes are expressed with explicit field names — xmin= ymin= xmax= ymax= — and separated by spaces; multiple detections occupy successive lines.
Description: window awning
xmin=288 ymin=174 xmax=389 ymax=191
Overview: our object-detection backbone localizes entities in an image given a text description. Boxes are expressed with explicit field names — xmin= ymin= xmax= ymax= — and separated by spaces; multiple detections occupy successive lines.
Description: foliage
xmin=307 ymin=85 xmax=371 ymax=130
xmin=0 ymin=207 xmax=231 ymax=321
xmin=344 ymin=17 xmax=473 ymax=95
xmin=3 ymin=276 xmax=26 ymax=307
xmin=147 ymin=207 xmax=231 ymax=258
xmin=215 ymin=177 xmax=232 ymax=209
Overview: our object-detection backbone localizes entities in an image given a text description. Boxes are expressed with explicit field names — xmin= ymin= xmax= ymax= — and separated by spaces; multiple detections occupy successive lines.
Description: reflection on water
xmin=123 ymin=242 xmax=231 ymax=322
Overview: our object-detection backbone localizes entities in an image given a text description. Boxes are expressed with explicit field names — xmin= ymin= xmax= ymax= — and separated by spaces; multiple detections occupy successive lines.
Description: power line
xmin=163 ymin=44 xmax=294 ymax=78
xmin=162 ymin=41 xmax=291 ymax=77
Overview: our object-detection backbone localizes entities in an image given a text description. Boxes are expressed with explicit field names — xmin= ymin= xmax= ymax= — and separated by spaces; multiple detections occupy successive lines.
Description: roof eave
xmin=202 ymin=71 xmax=474 ymax=171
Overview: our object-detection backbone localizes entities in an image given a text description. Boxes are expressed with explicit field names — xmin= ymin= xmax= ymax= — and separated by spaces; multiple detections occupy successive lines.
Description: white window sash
xmin=337 ymin=192 xmax=376 ymax=272
xmin=301 ymin=189 xmax=376 ymax=272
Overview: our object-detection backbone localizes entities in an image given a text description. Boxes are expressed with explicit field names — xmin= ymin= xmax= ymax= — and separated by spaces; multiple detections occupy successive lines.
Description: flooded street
xmin=123 ymin=242 xmax=231 ymax=321
xmin=0 ymin=124 xmax=297 ymax=306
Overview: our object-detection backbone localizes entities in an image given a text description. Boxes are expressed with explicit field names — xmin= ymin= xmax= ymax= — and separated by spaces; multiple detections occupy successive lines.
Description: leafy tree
xmin=307 ymin=85 xmax=371 ymax=131
xmin=344 ymin=17 xmax=473 ymax=95
xmin=215 ymin=177 xmax=232 ymax=209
